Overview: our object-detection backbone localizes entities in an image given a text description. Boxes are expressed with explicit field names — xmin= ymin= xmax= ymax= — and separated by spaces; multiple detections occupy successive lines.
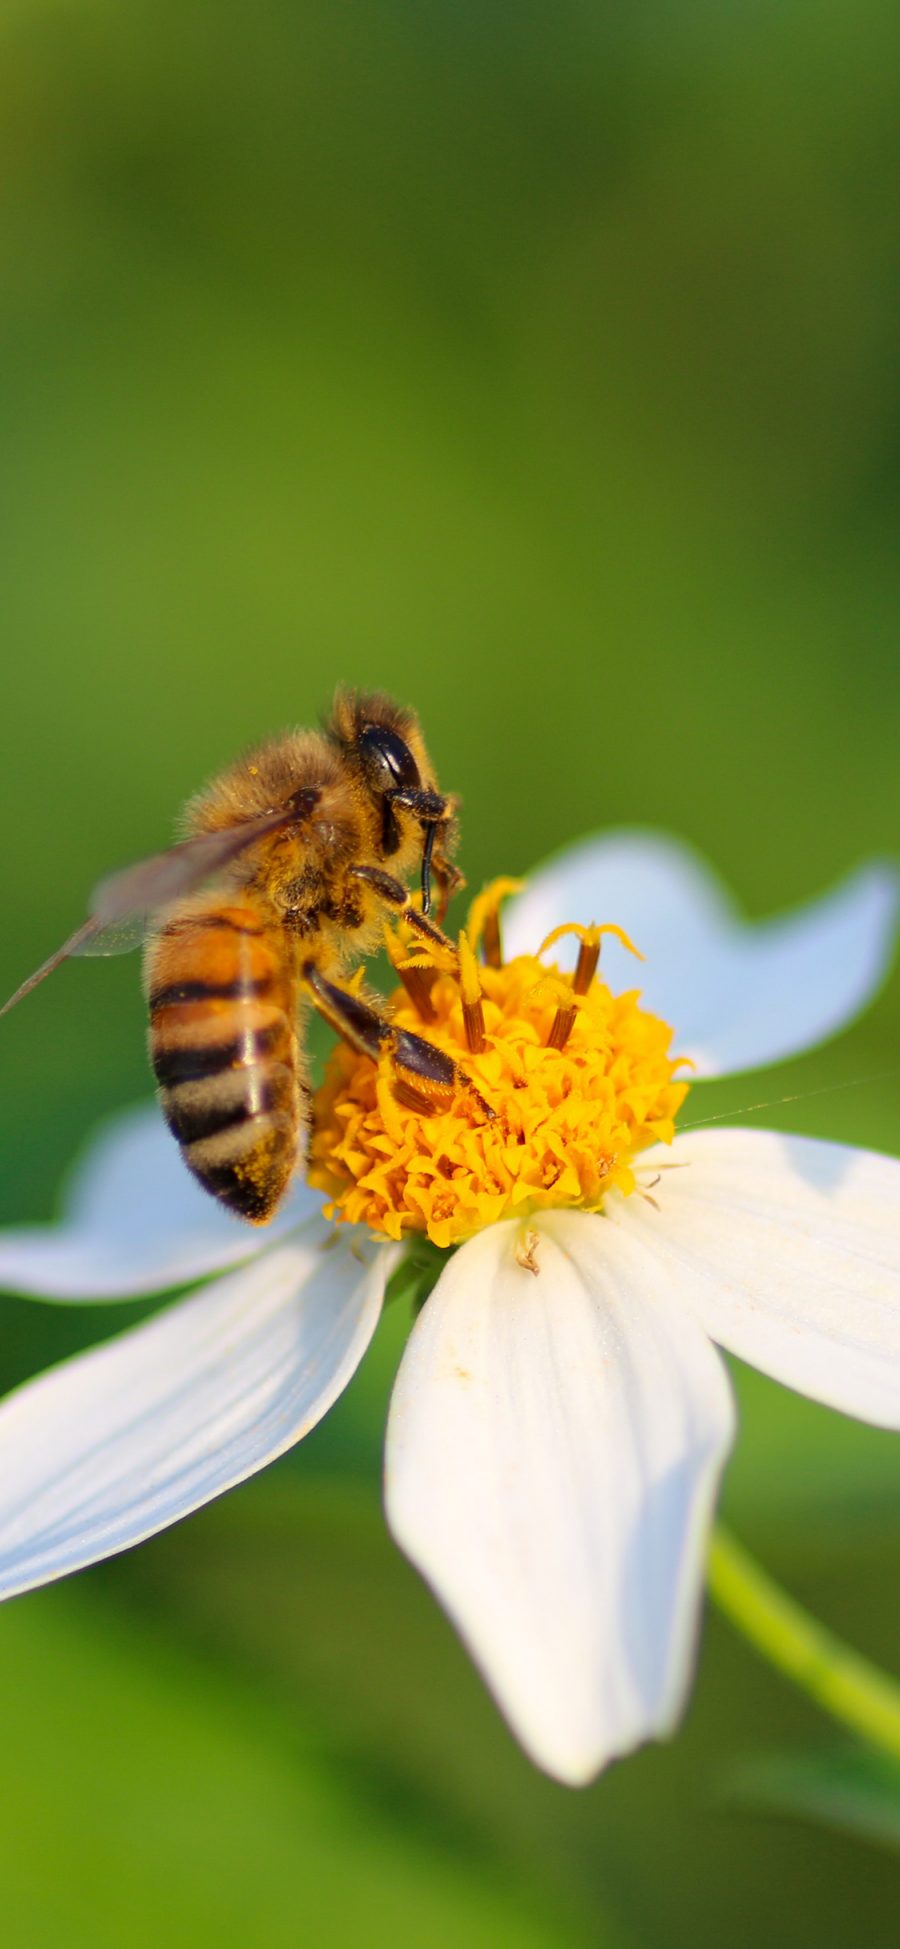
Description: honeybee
xmin=2 ymin=690 xmax=476 ymax=1222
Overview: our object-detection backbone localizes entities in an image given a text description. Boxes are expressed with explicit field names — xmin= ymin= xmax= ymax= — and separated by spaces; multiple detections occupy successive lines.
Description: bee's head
xmin=326 ymin=690 xmax=456 ymax=913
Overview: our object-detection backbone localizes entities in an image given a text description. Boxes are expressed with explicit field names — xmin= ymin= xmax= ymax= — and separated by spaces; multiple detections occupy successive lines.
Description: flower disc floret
xmin=309 ymin=906 xmax=689 ymax=1248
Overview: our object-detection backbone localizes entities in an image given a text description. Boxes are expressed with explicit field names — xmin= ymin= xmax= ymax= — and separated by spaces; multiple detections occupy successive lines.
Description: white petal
xmin=503 ymin=831 xmax=899 ymax=1078
xmin=385 ymin=1212 xmax=734 ymax=1785
xmin=0 ymin=1101 xmax=321 ymax=1300
xmin=0 ymin=1220 xmax=392 ymax=1599
xmin=615 ymin=1129 xmax=900 ymax=1427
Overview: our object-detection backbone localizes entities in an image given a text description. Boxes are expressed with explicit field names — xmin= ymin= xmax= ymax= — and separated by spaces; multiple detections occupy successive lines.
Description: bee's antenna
xmin=421 ymin=821 xmax=438 ymax=916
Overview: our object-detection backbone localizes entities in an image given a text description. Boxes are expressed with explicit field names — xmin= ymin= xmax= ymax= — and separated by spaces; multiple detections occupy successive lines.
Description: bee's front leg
xmin=348 ymin=866 xmax=458 ymax=963
xmin=429 ymin=853 xmax=465 ymax=925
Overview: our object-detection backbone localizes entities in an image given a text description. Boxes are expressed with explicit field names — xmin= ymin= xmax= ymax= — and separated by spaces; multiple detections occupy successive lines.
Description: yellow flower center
xmin=308 ymin=881 xmax=689 ymax=1249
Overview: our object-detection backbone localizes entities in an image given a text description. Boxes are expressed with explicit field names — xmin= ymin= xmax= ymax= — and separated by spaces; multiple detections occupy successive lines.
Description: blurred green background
xmin=2 ymin=1 xmax=900 ymax=1943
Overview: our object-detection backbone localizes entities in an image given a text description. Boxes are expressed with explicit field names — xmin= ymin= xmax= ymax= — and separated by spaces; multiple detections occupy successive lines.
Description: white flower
xmin=0 ymin=830 xmax=898 ymax=1786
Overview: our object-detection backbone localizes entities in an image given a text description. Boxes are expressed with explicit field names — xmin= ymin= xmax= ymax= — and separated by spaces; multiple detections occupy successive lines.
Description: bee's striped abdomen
xmin=146 ymin=900 xmax=303 ymax=1222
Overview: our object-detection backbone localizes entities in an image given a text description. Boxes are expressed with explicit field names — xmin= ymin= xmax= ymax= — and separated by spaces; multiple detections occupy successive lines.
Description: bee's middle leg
xmin=302 ymin=961 xmax=493 ymax=1119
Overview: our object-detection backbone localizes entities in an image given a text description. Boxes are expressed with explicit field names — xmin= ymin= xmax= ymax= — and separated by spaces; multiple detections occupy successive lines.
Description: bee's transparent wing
xmin=74 ymin=915 xmax=150 ymax=957
xmin=0 ymin=807 xmax=296 ymax=1017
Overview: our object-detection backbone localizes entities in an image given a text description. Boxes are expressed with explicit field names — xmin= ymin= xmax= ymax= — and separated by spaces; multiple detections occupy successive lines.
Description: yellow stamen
xmin=383 ymin=923 xmax=437 ymax=1021
xmin=537 ymin=921 xmax=645 ymax=963
xmin=457 ymin=929 xmax=486 ymax=1053
xmin=309 ymin=882 xmax=689 ymax=1251
xmin=547 ymin=1000 xmax=577 ymax=1053
xmin=538 ymin=924 xmax=644 ymax=1052
xmin=467 ymin=877 xmax=524 ymax=968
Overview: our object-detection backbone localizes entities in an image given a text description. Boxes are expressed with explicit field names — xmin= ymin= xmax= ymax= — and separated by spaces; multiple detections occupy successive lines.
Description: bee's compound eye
xmin=358 ymin=724 xmax=421 ymax=793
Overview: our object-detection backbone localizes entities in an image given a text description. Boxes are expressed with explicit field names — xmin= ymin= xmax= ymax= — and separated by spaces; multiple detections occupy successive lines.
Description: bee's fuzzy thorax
xmin=182 ymin=729 xmax=345 ymax=837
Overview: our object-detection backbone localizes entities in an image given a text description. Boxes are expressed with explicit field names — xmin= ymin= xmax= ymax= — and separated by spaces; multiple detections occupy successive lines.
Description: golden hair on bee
xmin=1 ymin=690 xmax=471 ymax=1225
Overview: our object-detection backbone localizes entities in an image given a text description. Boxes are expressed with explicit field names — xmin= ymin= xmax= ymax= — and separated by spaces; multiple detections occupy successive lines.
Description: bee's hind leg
xmin=302 ymin=961 xmax=493 ymax=1120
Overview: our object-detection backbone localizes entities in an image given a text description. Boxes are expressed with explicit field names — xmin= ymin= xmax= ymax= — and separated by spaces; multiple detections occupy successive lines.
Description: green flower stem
xmin=708 ymin=1524 xmax=900 ymax=1763
xmin=384 ymin=1240 xmax=447 ymax=1315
